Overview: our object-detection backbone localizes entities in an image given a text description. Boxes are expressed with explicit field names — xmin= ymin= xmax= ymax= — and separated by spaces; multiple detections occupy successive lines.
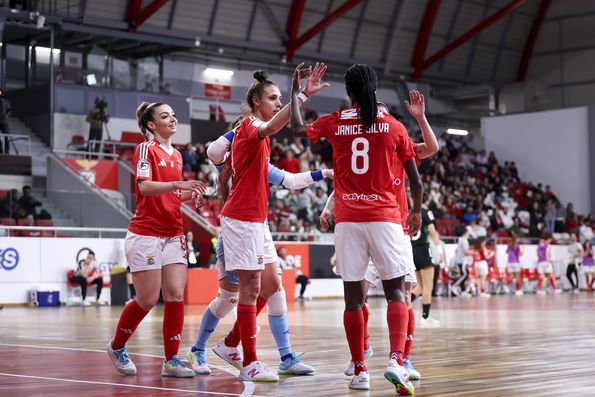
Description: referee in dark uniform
xmin=411 ymin=206 xmax=441 ymax=328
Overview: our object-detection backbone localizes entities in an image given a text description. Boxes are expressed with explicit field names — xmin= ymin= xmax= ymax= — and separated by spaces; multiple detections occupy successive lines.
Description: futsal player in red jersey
xmin=291 ymin=64 xmax=423 ymax=394
xmin=219 ymin=66 xmax=328 ymax=382
xmin=106 ymin=102 xmax=205 ymax=377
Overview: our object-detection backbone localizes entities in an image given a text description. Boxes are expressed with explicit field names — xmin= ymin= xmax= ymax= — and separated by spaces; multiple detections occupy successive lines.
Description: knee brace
xmin=266 ymin=287 xmax=287 ymax=316
xmin=207 ymin=288 xmax=239 ymax=319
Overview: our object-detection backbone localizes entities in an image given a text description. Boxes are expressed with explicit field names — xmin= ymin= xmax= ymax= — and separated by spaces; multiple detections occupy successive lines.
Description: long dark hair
xmin=245 ymin=70 xmax=277 ymax=114
xmin=345 ymin=64 xmax=378 ymax=130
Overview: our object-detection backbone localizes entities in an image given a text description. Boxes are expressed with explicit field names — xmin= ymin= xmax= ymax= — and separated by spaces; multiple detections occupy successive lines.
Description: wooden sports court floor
xmin=1 ymin=293 xmax=595 ymax=397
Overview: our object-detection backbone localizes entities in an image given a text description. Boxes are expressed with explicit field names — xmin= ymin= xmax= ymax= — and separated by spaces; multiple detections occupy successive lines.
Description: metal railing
xmin=0 ymin=225 xmax=127 ymax=238
xmin=0 ymin=133 xmax=32 ymax=154
xmin=53 ymin=148 xmax=119 ymax=160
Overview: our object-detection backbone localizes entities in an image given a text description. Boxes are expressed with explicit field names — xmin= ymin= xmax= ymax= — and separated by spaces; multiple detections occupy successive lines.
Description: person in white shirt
xmin=566 ymin=232 xmax=584 ymax=294
xmin=579 ymin=218 xmax=593 ymax=244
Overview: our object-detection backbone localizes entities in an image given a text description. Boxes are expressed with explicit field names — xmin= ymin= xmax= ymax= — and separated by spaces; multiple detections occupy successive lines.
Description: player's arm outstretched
xmin=290 ymin=63 xmax=329 ymax=137
xmin=270 ymin=163 xmax=333 ymax=190
xmin=259 ymin=62 xmax=329 ymax=139
xmin=405 ymin=90 xmax=439 ymax=160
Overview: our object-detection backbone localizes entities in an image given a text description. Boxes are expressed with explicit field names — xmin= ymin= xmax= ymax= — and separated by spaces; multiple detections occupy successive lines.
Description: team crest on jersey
xmin=137 ymin=159 xmax=150 ymax=178
xmin=146 ymin=256 xmax=155 ymax=265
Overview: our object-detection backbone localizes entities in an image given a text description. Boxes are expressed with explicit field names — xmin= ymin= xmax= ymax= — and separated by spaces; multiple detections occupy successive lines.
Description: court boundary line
xmin=0 ymin=343 xmax=258 ymax=397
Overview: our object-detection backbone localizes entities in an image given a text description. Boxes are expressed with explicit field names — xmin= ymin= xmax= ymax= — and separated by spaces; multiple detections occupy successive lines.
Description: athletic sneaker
xmin=572 ymin=289 xmax=580 ymax=295
xmin=106 ymin=339 xmax=137 ymax=375
xmin=515 ymin=290 xmax=524 ymax=296
xmin=364 ymin=346 xmax=374 ymax=358
xmin=344 ymin=360 xmax=355 ymax=376
xmin=403 ymin=358 xmax=421 ymax=380
xmin=161 ymin=355 xmax=195 ymax=378
xmin=278 ymin=353 xmax=315 ymax=375
xmin=480 ymin=293 xmax=491 ymax=298
xmin=239 ymin=361 xmax=279 ymax=382
xmin=349 ymin=371 xmax=370 ymax=390
xmin=554 ymin=289 xmax=562 ymax=294
xmin=537 ymin=290 xmax=546 ymax=295
xmin=186 ymin=349 xmax=211 ymax=375
xmin=384 ymin=359 xmax=414 ymax=395
xmin=420 ymin=317 xmax=440 ymax=329
xmin=212 ymin=339 xmax=243 ymax=370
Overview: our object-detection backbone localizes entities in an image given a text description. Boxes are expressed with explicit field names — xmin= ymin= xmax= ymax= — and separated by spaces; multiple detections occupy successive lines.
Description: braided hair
xmin=345 ymin=64 xmax=378 ymax=130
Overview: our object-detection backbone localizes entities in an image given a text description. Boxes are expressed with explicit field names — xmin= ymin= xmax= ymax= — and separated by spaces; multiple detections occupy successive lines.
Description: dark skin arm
xmin=218 ymin=160 xmax=232 ymax=203
xmin=290 ymin=63 xmax=329 ymax=138
xmin=403 ymin=158 xmax=423 ymax=235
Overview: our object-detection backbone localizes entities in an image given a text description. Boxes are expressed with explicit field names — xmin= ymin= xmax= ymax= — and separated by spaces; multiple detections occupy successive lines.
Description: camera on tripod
xmin=93 ymin=96 xmax=109 ymax=123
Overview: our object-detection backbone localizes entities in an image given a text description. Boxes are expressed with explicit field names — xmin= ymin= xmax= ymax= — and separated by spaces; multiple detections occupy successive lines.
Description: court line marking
xmin=0 ymin=373 xmax=263 ymax=397
xmin=0 ymin=343 xmax=258 ymax=397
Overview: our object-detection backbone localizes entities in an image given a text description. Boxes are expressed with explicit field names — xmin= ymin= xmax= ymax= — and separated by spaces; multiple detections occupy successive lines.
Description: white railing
xmin=53 ymin=149 xmax=120 ymax=159
xmin=0 ymin=225 xmax=128 ymax=238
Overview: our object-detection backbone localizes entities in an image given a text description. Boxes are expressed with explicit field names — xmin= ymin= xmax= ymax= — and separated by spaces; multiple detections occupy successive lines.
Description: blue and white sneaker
xmin=278 ymin=353 xmax=315 ymax=375
xmin=403 ymin=358 xmax=421 ymax=380
xmin=161 ymin=355 xmax=195 ymax=378
xmin=186 ymin=349 xmax=211 ymax=375
xmin=364 ymin=346 xmax=374 ymax=359
xmin=106 ymin=339 xmax=137 ymax=375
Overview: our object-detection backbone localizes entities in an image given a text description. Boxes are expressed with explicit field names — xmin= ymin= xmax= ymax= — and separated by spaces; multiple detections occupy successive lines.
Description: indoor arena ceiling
xmin=1 ymin=0 xmax=594 ymax=85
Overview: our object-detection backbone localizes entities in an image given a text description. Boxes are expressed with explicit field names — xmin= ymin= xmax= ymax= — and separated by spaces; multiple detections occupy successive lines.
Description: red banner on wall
xmin=205 ymin=83 xmax=231 ymax=99
xmin=274 ymin=243 xmax=310 ymax=276
xmin=63 ymin=158 xmax=119 ymax=190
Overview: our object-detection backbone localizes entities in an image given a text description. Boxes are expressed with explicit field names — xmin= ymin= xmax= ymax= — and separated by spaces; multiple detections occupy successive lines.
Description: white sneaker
xmin=384 ymin=359 xmax=414 ymax=395
xmin=239 ymin=361 xmax=279 ymax=382
xmin=420 ymin=317 xmax=441 ymax=329
xmin=537 ymin=290 xmax=546 ymax=295
xmin=186 ymin=349 xmax=211 ymax=375
xmin=82 ymin=300 xmax=92 ymax=306
xmin=403 ymin=358 xmax=420 ymax=380
xmin=515 ymin=290 xmax=524 ymax=296
xmin=460 ymin=291 xmax=472 ymax=298
xmin=212 ymin=339 xmax=243 ymax=370
xmin=161 ymin=355 xmax=195 ymax=378
xmin=554 ymin=289 xmax=562 ymax=294
xmin=344 ymin=360 xmax=355 ymax=376
xmin=349 ymin=371 xmax=370 ymax=390
xmin=106 ymin=339 xmax=137 ymax=375
xmin=572 ymin=289 xmax=580 ymax=295
xmin=278 ymin=353 xmax=315 ymax=375
xmin=480 ymin=293 xmax=491 ymax=298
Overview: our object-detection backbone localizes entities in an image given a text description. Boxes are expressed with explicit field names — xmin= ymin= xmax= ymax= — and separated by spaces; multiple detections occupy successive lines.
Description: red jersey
xmin=306 ymin=107 xmax=415 ymax=224
xmin=128 ymin=139 xmax=184 ymax=237
xmin=221 ymin=117 xmax=270 ymax=222
xmin=474 ymin=247 xmax=487 ymax=262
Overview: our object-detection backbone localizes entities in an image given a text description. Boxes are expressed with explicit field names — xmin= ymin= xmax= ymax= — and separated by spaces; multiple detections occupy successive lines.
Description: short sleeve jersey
xmin=306 ymin=108 xmax=415 ymax=224
xmin=221 ymin=117 xmax=270 ymax=222
xmin=474 ymin=247 xmax=487 ymax=262
xmin=411 ymin=208 xmax=435 ymax=246
xmin=128 ymin=139 xmax=184 ymax=237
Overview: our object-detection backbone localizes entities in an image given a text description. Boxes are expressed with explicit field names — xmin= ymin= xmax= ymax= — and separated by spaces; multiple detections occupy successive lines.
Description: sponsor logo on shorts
xmin=257 ymin=254 xmax=264 ymax=265
xmin=342 ymin=193 xmax=380 ymax=202
xmin=146 ymin=256 xmax=155 ymax=265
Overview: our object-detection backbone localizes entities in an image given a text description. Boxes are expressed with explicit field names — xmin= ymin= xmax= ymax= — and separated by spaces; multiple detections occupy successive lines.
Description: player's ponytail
xmin=136 ymin=102 xmax=163 ymax=140
xmin=345 ymin=64 xmax=378 ymax=130
xmin=245 ymin=69 xmax=277 ymax=114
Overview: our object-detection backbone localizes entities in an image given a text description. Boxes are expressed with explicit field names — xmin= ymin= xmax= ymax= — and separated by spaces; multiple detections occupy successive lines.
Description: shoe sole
xmin=278 ymin=369 xmax=314 ymax=375
xmin=349 ymin=384 xmax=370 ymax=390
xmin=408 ymin=374 xmax=421 ymax=380
xmin=212 ymin=347 xmax=242 ymax=370
xmin=384 ymin=371 xmax=414 ymax=395
xmin=106 ymin=342 xmax=136 ymax=376
xmin=161 ymin=372 xmax=195 ymax=378
xmin=239 ymin=375 xmax=279 ymax=382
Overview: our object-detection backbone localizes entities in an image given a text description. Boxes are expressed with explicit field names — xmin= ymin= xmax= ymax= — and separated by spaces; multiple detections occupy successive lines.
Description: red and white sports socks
xmin=225 ymin=296 xmax=267 ymax=348
xmin=362 ymin=304 xmax=370 ymax=350
xmin=163 ymin=300 xmax=184 ymax=361
xmin=112 ymin=299 xmax=149 ymax=350
xmin=344 ymin=310 xmax=367 ymax=375
xmin=387 ymin=301 xmax=408 ymax=366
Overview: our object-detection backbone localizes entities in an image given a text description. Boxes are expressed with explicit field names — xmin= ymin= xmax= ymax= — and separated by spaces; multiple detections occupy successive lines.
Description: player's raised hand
xmin=292 ymin=63 xmax=309 ymax=93
xmin=407 ymin=211 xmax=422 ymax=236
xmin=304 ymin=62 xmax=330 ymax=97
xmin=405 ymin=90 xmax=425 ymax=120
xmin=322 ymin=169 xmax=334 ymax=180
xmin=320 ymin=208 xmax=332 ymax=232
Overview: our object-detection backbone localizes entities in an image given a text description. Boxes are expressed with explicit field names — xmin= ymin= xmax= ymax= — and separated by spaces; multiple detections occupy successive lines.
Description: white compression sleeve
xmin=206 ymin=135 xmax=232 ymax=165
xmin=282 ymin=171 xmax=315 ymax=190
xmin=207 ymin=288 xmax=239 ymax=319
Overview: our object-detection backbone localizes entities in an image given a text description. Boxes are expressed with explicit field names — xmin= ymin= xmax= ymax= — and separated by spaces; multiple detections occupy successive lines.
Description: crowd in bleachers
xmin=0 ymin=186 xmax=53 ymax=236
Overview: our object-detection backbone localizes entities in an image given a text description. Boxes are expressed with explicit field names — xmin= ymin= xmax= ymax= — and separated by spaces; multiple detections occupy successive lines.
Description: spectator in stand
xmin=554 ymin=200 xmax=566 ymax=233
xmin=296 ymin=188 xmax=314 ymax=221
xmin=529 ymin=200 xmax=544 ymax=238
xmin=0 ymin=189 xmax=20 ymax=219
xmin=278 ymin=149 xmax=300 ymax=173
xmin=579 ymin=217 xmax=593 ymax=243
xmin=510 ymin=216 xmax=524 ymax=237
xmin=181 ymin=143 xmax=199 ymax=173
xmin=565 ymin=212 xmax=579 ymax=234
xmin=543 ymin=199 xmax=556 ymax=234
xmin=18 ymin=185 xmax=41 ymax=217
xmin=70 ymin=250 xmax=104 ymax=305
xmin=0 ymin=88 xmax=12 ymax=154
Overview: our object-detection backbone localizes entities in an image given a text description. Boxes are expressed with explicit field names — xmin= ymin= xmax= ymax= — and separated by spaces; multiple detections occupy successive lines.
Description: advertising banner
xmin=274 ymin=242 xmax=310 ymax=276
xmin=0 ymin=238 xmax=41 ymax=282
xmin=205 ymin=83 xmax=232 ymax=99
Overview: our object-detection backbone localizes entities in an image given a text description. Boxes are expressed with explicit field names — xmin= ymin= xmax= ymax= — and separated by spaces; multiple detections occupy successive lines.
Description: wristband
xmin=311 ymin=170 xmax=323 ymax=181
xmin=298 ymin=91 xmax=309 ymax=103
